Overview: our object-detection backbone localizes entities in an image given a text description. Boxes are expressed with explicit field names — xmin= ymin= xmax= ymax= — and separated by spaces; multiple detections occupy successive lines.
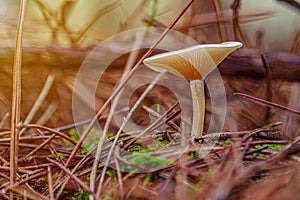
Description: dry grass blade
xmin=10 ymin=0 xmax=27 ymax=199
xmin=64 ymin=0 xmax=195 ymax=169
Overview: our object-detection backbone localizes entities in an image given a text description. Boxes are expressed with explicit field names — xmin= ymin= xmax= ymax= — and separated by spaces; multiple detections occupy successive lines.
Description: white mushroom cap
xmin=143 ymin=42 xmax=243 ymax=81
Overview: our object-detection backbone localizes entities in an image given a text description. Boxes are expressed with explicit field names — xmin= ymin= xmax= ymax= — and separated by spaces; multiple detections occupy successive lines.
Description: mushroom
xmin=143 ymin=42 xmax=242 ymax=139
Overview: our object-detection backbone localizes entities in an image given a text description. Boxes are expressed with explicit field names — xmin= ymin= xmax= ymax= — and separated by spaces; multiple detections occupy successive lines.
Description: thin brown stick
xmin=121 ymin=102 xmax=179 ymax=152
xmin=234 ymin=92 xmax=300 ymax=116
xmin=47 ymin=166 xmax=54 ymax=200
xmin=5 ymin=171 xmax=48 ymax=192
xmin=18 ymin=163 xmax=54 ymax=171
xmin=35 ymin=129 xmax=63 ymax=164
xmin=54 ymin=151 xmax=94 ymax=199
xmin=10 ymin=0 xmax=27 ymax=199
xmin=64 ymin=0 xmax=196 ymax=168
xmin=23 ymin=124 xmax=77 ymax=145
xmin=19 ymin=134 xmax=56 ymax=162
xmin=46 ymin=158 xmax=98 ymax=199
xmin=142 ymin=105 xmax=180 ymax=131
xmin=114 ymin=148 xmax=124 ymax=199
xmin=0 ymin=136 xmax=56 ymax=143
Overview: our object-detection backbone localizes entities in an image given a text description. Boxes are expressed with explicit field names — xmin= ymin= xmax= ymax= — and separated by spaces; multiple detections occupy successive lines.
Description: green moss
xmin=143 ymin=174 xmax=155 ymax=185
xmin=188 ymin=151 xmax=199 ymax=158
xmin=57 ymin=152 xmax=66 ymax=160
xmin=105 ymin=169 xmax=116 ymax=177
xmin=41 ymin=176 xmax=47 ymax=181
xmin=249 ymin=175 xmax=266 ymax=183
xmin=53 ymin=173 xmax=59 ymax=180
xmin=268 ymin=144 xmax=284 ymax=151
xmin=215 ymin=139 xmax=232 ymax=146
xmin=72 ymin=190 xmax=89 ymax=200
xmin=103 ymin=194 xmax=113 ymax=200
xmin=124 ymin=152 xmax=172 ymax=170
xmin=129 ymin=145 xmax=148 ymax=153
xmin=254 ymin=143 xmax=284 ymax=151
xmin=252 ymin=152 xmax=266 ymax=158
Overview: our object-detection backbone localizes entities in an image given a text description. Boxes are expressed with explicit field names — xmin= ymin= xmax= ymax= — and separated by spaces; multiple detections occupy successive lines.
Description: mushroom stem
xmin=190 ymin=79 xmax=205 ymax=139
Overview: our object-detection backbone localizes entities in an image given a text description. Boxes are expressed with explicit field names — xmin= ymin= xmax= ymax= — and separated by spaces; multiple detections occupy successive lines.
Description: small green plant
xmin=252 ymin=152 xmax=266 ymax=158
xmin=103 ymin=194 xmax=113 ymax=200
xmin=249 ymin=175 xmax=266 ymax=183
xmin=254 ymin=144 xmax=284 ymax=151
xmin=125 ymin=152 xmax=172 ymax=170
xmin=67 ymin=126 xmax=103 ymax=154
xmin=147 ymin=135 xmax=176 ymax=151
xmin=107 ymin=133 xmax=114 ymax=139
xmin=129 ymin=145 xmax=148 ymax=153
xmin=105 ymin=169 xmax=116 ymax=177
xmin=53 ymin=173 xmax=59 ymax=180
xmin=41 ymin=176 xmax=47 ymax=181
xmin=96 ymin=168 xmax=102 ymax=175
xmin=80 ymin=147 xmax=90 ymax=155
xmin=268 ymin=144 xmax=284 ymax=151
xmin=57 ymin=152 xmax=66 ymax=160
xmin=143 ymin=174 xmax=155 ymax=185
xmin=215 ymin=139 xmax=233 ymax=146
xmin=188 ymin=151 xmax=199 ymax=158
xmin=96 ymin=169 xmax=116 ymax=177
xmin=69 ymin=129 xmax=80 ymax=142
xmin=72 ymin=190 xmax=89 ymax=200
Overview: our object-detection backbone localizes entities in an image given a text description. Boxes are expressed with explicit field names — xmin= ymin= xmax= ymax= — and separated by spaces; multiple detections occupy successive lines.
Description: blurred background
xmin=0 ymin=0 xmax=299 ymax=137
